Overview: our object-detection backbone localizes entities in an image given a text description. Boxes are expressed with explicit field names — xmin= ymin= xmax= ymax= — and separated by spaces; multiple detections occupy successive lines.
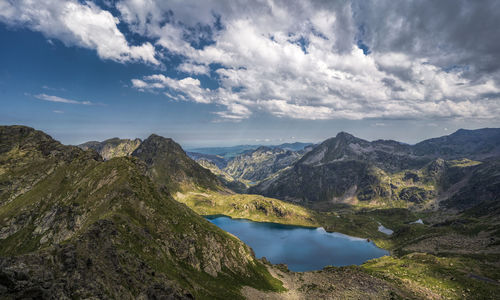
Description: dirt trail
xmin=241 ymin=264 xmax=414 ymax=300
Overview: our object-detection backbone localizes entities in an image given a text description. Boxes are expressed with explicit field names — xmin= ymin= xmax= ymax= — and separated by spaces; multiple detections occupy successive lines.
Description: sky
xmin=1 ymin=0 xmax=500 ymax=147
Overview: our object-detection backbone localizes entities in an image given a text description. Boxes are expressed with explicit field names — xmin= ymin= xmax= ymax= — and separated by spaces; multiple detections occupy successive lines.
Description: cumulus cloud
xmin=178 ymin=63 xmax=210 ymax=75
xmin=123 ymin=0 xmax=500 ymax=121
xmin=34 ymin=93 xmax=94 ymax=105
xmin=0 ymin=0 xmax=159 ymax=64
xmin=6 ymin=0 xmax=500 ymax=121
xmin=132 ymin=74 xmax=213 ymax=104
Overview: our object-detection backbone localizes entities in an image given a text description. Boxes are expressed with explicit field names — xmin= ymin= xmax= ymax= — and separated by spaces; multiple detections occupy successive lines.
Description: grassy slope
xmin=0 ymin=128 xmax=284 ymax=299
xmin=175 ymin=191 xmax=321 ymax=227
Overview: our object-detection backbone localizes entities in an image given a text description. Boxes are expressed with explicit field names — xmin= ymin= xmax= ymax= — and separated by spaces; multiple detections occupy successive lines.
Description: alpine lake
xmin=206 ymin=215 xmax=389 ymax=272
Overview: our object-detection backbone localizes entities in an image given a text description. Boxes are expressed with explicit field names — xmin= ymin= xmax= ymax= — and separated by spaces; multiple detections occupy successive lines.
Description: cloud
xmin=0 ymin=0 xmax=159 ymax=64
xmin=122 ymin=0 xmax=500 ymax=121
xmin=34 ymin=93 xmax=94 ymax=105
xmin=7 ymin=1 xmax=500 ymax=121
xmin=132 ymin=74 xmax=215 ymax=104
xmin=178 ymin=63 xmax=210 ymax=75
xmin=353 ymin=0 xmax=500 ymax=78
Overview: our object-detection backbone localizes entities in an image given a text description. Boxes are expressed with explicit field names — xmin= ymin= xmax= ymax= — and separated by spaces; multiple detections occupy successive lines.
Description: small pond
xmin=206 ymin=215 xmax=389 ymax=272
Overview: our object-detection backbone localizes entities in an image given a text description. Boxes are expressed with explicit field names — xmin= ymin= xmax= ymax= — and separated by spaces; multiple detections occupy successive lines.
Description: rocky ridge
xmin=0 ymin=126 xmax=282 ymax=299
xmin=79 ymin=137 xmax=142 ymax=160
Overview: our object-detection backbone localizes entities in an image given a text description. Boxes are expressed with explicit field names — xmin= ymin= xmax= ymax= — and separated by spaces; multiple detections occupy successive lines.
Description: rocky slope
xmin=188 ymin=145 xmax=313 ymax=193
xmin=0 ymin=126 xmax=283 ymax=299
xmin=224 ymin=146 xmax=304 ymax=183
xmin=195 ymin=159 xmax=247 ymax=193
xmin=251 ymin=129 xmax=500 ymax=211
xmin=132 ymin=134 xmax=222 ymax=194
xmin=187 ymin=152 xmax=228 ymax=169
xmin=413 ymin=128 xmax=500 ymax=160
xmin=79 ymin=137 xmax=142 ymax=160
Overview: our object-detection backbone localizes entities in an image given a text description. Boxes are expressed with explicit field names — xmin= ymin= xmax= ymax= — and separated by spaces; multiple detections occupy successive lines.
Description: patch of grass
xmin=175 ymin=191 xmax=321 ymax=227
xmin=363 ymin=253 xmax=500 ymax=299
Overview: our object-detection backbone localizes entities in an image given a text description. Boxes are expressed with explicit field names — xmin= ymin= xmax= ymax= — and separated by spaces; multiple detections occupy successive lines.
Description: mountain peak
xmin=146 ymin=133 xmax=171 ymax=141
xmin=334 ymin=131 xmax=361 ymax=143
xmin=336 ymin=131 xmax=354 ymax=138
xmin=133 ymin=133 xmax=220 ymax=193
xmin=139 ymin=134 xmax=182 ymax=153
xmin=255 ymin=145 xmax=274 ymax=152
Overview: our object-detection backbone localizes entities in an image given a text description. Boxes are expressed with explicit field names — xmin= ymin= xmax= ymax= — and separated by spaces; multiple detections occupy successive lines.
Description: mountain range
xmin=2 ymin=125 xmax=500 ymax=298
xmin=251 ymin=129 xmax=500 ymax=212
xmin=77 ymin=128 xmax=500 ymax=214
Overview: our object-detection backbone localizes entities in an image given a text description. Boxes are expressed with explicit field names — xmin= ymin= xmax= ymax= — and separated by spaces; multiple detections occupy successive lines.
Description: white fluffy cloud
xmin=4 ymin=0 xmax=499 ymax=121
xmin=177 ymin=63 xmax=210 ymax=75
xmin=132 ymin=74 xmax=213 ymax=104
xmin=0 ymin=0 xmax=159 ymax=64
xmin=126 ymin=0 xmax=500 ymax=121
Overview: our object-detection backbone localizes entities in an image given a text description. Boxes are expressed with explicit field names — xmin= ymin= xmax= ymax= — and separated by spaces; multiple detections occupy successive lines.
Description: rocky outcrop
xmin=224 ymin=146 xmax=304 ymax=182
xmin=79 ymin=137 xmax=142 ymax=160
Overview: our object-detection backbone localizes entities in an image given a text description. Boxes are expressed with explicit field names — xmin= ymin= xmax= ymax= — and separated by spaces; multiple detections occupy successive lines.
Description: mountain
xmin=187 ymin=142 xmax=312 ymax=160
xmin=413 ymin=128 xmax=500 ymax=159
xmin=0 ymin=126 xmax=282 ymax=298
xmin=442 ymin=158 xmax=500 ymax=212
xmin=186 ymin=145 xmax=260 ymax=160
xmin=224 ymin=146 xmax=304 ymax=183
xmin=274 ymin=142 xmax=313 ymax=151
xmin=187 ymin=143 xmax=314 ymax=190
xmin=251 ymin=129 xmax=500 ymax=211
xmin=298 ymin=132 xmax=428 ymax=172
xmin=187 ymin=151 xmax=228 ymax=169
xmin=79 ymin=137 xmax=142 ymax=160
xmin=188 ymin=145 xmax=312 ymax=191
xmin=195 ymin=159 xmax=247 ymax=193
xmin=132 ymin=134 xmax=222 ymax=194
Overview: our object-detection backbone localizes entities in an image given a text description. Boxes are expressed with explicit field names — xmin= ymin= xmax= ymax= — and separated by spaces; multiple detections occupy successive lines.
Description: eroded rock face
xmin=79 ymin=137 xmax=142 ymax=160
xmin=224 ymin=146 xmax=303 ymax=182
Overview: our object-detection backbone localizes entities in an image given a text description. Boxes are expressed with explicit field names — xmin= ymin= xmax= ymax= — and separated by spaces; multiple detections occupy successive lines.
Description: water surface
xmin=206 ymin=216 xmax=389 ymax=272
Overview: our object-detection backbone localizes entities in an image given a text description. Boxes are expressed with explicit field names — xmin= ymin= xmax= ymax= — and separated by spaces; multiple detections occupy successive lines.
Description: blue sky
xmin=1 ymin=0 xmax=499 ymax=147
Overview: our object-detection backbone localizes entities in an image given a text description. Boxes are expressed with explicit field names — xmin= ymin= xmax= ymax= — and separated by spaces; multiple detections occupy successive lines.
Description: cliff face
xmin=0 ymin=126 xmax=282 ymax=299
xmin=224 ymin=146 xmax=304 ymax=182
xmin=79 ymin=137 xmax=142 ymax=160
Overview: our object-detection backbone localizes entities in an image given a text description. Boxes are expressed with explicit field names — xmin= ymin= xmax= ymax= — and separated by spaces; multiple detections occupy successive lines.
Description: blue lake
xmin=206 ymin=216 xmax=389 ymax=272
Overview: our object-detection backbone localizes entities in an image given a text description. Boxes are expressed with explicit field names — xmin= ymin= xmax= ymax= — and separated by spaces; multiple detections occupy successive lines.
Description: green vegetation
xmin=175 ymin=191 xmax=320 ymax=227
xmin=363 ymin=253 xmax=500 ymax=299
xmin=131 ymin=134 xmax=222 ymax=194
xmin=176 ymin=188 xmax=500 ymax=299
xmin=0 ymin=126 xmax=284 ymax=299
xmin=2 ymin=125 xmax=500 ymax=299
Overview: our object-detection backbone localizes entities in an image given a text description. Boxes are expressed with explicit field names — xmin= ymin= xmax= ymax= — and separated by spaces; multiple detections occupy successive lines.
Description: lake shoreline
xmin=206 ymin=215 xmax=390 ymax=272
